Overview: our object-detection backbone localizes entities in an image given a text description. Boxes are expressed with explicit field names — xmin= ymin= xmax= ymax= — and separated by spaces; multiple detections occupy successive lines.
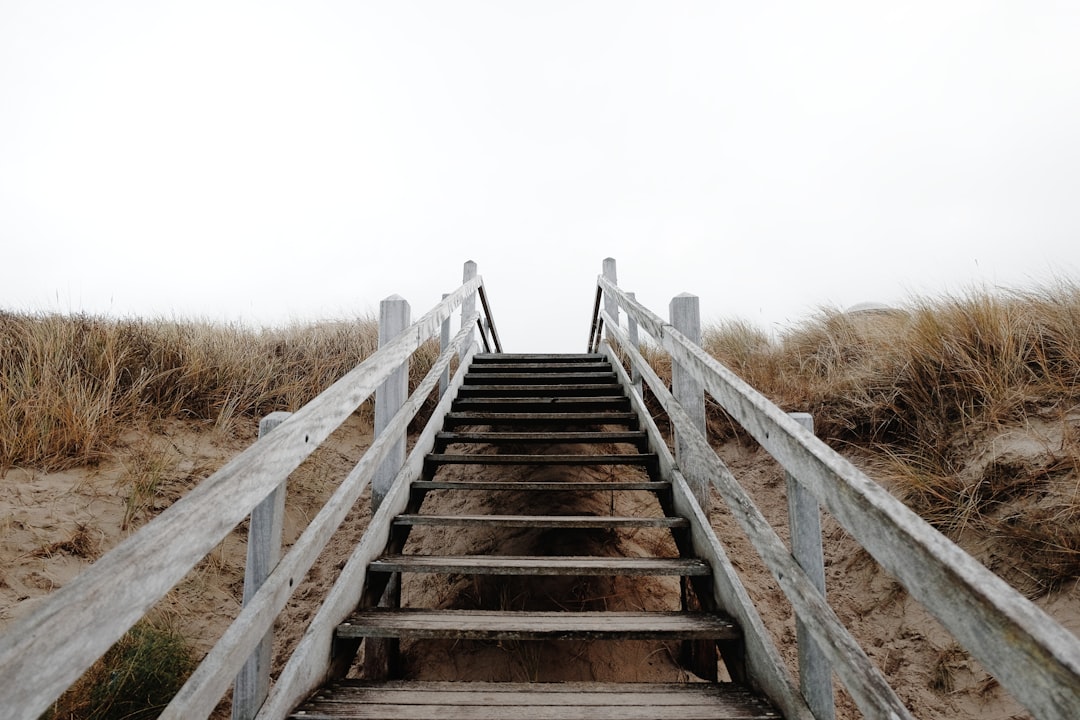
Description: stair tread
xmin=291 ymin=681 xmax=780 ymax=719
xmin=444 ymin=411 xmax=638 ymax=425
xmin=370 ymin=555 xmax=711 ymax=576
xmin=413 ymin=480 xmax=668 ymax=491
xmin=436 ymin=430 xmax=646 ymax=443
xmin=337 ymin=609 xmax=739 ymax=640
xmin=392 ymin=514 xmax=688 ymax=529
xmin=426 ymin=453 xmax=657 ymax=466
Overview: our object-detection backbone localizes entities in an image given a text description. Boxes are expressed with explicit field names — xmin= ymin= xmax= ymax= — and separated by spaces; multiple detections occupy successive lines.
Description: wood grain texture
xmin=603 ymin=316 xmax=911 ymax=719
xmin=159 ymin=319 xmax=483 ymax=719
xmin=391 ymin=514 xmax=688 ymax=529
xmin=368 ymin=555 xmax=711 ymax=576
xmin=599 ymin=275 xmax=1080 ymax=719
xmin=254 ymin=346 xmax=478 ymax=720
xmin=601 ymin=344 xmax=814 ymax=720
xmin=335 ymin=609 xmax=740 ymax=641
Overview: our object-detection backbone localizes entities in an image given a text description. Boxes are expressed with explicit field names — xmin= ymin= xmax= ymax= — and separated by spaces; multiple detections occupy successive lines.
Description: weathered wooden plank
xmin=391 ymin=514 xmax=688 ymax=529
xmin=374 ymin=295 xmax=411 ymax=510
xmin=472 ymin=353 xmax=605 ymax=361
xmin=254 ymin=347 xmax=479 ymax=720
xmin=0 ymin=279 xmax=485 ymax=720
xmin=412 ymin=480 xmax=668 ymax=492
xmin=457 ymin=384 xmax=620 ymax=397
xmin=463 ymin=372 xmax=617 ymax=384
xmin=451 ymin=397 xmax=629 ymax=411
xmin=369 ymin=555 xmax=711 ymax=576
xmin=603 ymin=321 xmax=912 ymax=719
xmin=443 ymin=411 xmax=639 ymax=427
xmin=601 ymin=344 xmax=814 ymax=720
xmin=159 ymin=322 xmax=484 ymax=719
xmin=468 ymin=363 xmax=613 ymax=373
xmin=335 ymin=609 xmax=739 ymax=641
xmin=435 ymin=430 xmax=647 ymax=445
xmin=426 ymin=453 xmax=657 ymax=466
xmin=289 ymin=681 xmax=781 ymax=719
xmin=600 ymin=276 xmax=1080 ymax=719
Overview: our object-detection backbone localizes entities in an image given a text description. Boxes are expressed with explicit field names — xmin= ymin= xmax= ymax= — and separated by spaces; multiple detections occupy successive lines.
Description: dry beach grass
xmin=2 ymin=283 xmax=1079 ymax=718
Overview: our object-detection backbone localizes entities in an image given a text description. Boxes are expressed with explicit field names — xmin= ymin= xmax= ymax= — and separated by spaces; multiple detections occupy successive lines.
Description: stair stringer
xmin=256 ymin=344 xmax=479 ymax=720
xmin=602 ymin=343 xmax=814 ymax=720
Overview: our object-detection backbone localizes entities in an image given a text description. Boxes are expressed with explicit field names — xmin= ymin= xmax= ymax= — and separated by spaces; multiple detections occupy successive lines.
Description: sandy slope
xmin=2 ymin=415 xmax=1077 ymax=719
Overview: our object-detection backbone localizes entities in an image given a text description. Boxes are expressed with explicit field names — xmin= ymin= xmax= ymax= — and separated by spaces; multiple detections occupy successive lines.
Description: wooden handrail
xmin=594 ymin=268 xmax=1080 ymax=719
xmin=0 ymin=265 xmax=499 ymax=720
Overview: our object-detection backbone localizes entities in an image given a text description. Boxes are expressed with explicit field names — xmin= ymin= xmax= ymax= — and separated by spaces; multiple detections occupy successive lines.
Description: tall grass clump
xmin=0 ymin=311 xmax=407 ymax=470
xmin=43 ymin=616 xmax=196 ymax=720
xmin=690 ymin=282 xmax=1080 ymax=591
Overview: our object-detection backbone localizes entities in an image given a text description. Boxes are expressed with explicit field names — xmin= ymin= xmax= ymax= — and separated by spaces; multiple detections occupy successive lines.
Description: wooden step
xmin=426 ymin=453 xmax=657 ymax=466
xmin=336 ymin=609 xmax=739 ymax=641
xmin=392 ymin=514 xmax=689 ymax=529
xmin=412 ymin=480 xmax=669 ymax=492
xmin=369 ymin=555 xmax=711 ymax=577
xmin=451 ymin=397 xmax=629 ymax=412
xmin=290 ymin=681 xmax=781 ymax=720
xmin=467 ymin=362 xmax=614 ymax=374
xmin=443 ymin=412 xmax=639 ymax=428
xmin=434 ymin=430 xmax=648 ymax=449
xmin=464 ymin=371 xmax=618 ymax=385
xmin=472 ymin=353 xmax=605 ymax=362
xmin=457 ymin=384 xmax=622 ymax=398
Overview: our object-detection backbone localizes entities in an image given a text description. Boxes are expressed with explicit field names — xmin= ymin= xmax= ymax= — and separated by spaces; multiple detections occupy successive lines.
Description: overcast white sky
xmin=3 ymin=1 xmax=1079 ymax=351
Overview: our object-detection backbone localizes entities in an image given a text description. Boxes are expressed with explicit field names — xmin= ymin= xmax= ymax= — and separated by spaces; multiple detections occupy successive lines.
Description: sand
xmin=2 ymin=414 xmax=1077 ymax=719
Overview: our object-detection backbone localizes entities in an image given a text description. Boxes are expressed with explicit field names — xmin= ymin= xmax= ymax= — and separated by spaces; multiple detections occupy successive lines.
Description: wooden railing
xmin=0 ymin=261 xmax=500 ymax=720
xmin=589 ymin=257 xmax=1080 ymax=720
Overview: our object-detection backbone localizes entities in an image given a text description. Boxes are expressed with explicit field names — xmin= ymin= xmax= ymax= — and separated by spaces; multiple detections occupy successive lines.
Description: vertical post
xmin=233 ymin=411 xmax=292 ymax=720
xmin=439 ymin=292 xmax=450 ymax=398
xmin=602 ymin=258 xmax=618 ymax=344
xmin=786 ymin=413 xmax=835 ymax=720
xmin=373 ymin=295 xmax=410 ymax=511
xmin=627 ymin=291 xmax=642 ymax=397
xmin=670 ymin=293 xmax=707 ymax=512
xmin=461 ymin=260 xmax=477 ymax=357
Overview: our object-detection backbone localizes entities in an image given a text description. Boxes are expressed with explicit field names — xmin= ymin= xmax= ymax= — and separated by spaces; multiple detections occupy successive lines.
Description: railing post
xmin=373 ymin=295 xmax=410 ymax=511
xmin=461 ymin=260 xmax=477 ymax=357
xmin=670 ymin=292 xmax=707 ymax=512
xmin=233 ymin=411 xmax=292 ymax=720
xmin=439 ymin=292 xmax=450 ymax=398
xmin=627 ymin=291 xmax=643 ymax=398
xmin=786 ymin=412 xmax=835 ymax=720
xmin=602 ymin=258 xmax=619 ymax=344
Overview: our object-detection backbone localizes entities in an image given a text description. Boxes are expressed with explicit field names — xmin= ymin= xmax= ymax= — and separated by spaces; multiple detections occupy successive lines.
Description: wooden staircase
xmin=288 ymin=353 xmax=780 ymax=719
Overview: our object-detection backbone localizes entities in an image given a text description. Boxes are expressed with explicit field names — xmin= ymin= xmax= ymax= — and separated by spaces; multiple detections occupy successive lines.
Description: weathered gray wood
xmin=599 ymin=276 xmax=1080 ymax=719
xmin=469 ymin=362 xmax=613 ymax=373
xmin=464 ymin=371 xmax=617 ymax=384
xmin=0 ymin=278 xmax=484 ymax=720
xmin=627 ymin=291 xmax=643 ymax=398
xmin=477 ymin=283 xmax=504 ymax=353
xmin=391 ymin=514 xmax=688 ymax=529
xmin=439 ymin=293 xmax=450 ymax=398
xmin=336 ymin=609 xmax=739 ymax=641
xmin=412 ymin=480 xmax=668 ymax=492
xmin=461 ymin=260 xmax=477 ymax=358
xmin=426 ymin=453 xmax=656 ymax=466
xmin=602 ymin=319 xmax=911 ymax=719
xmin=233 ymin=412 xmax=293 ymax=720
xmin=435 ymin=430 xmax=646 ymax=445
xmin=291 ymin=680 xmax=781 ymax=719
xmin=670 ymin=292 xmax=707 ymax=513
xmin=457 ymin=384 xmax=620 ymax=397
xmin=443 ymin=411 xmax=639 ymax=427
xmin=374 ymin=295 xmax=410 ymax=511
xmin=369 ymin=555 xmax=711 ymax=576
xmin=158 ymin=320 xmax=483 ymax=719
xmin=786 ymin=413 xmax=834 ymax=720
xmin=600 ymin=343 xmax=813 ymax=720
xmin=602 ymin=257 xmax=619 ymax=343
xmin=255 ymin=344 xmax=478 ymax=720
xmin=452 ymin=396 xmax=628 ymax=408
